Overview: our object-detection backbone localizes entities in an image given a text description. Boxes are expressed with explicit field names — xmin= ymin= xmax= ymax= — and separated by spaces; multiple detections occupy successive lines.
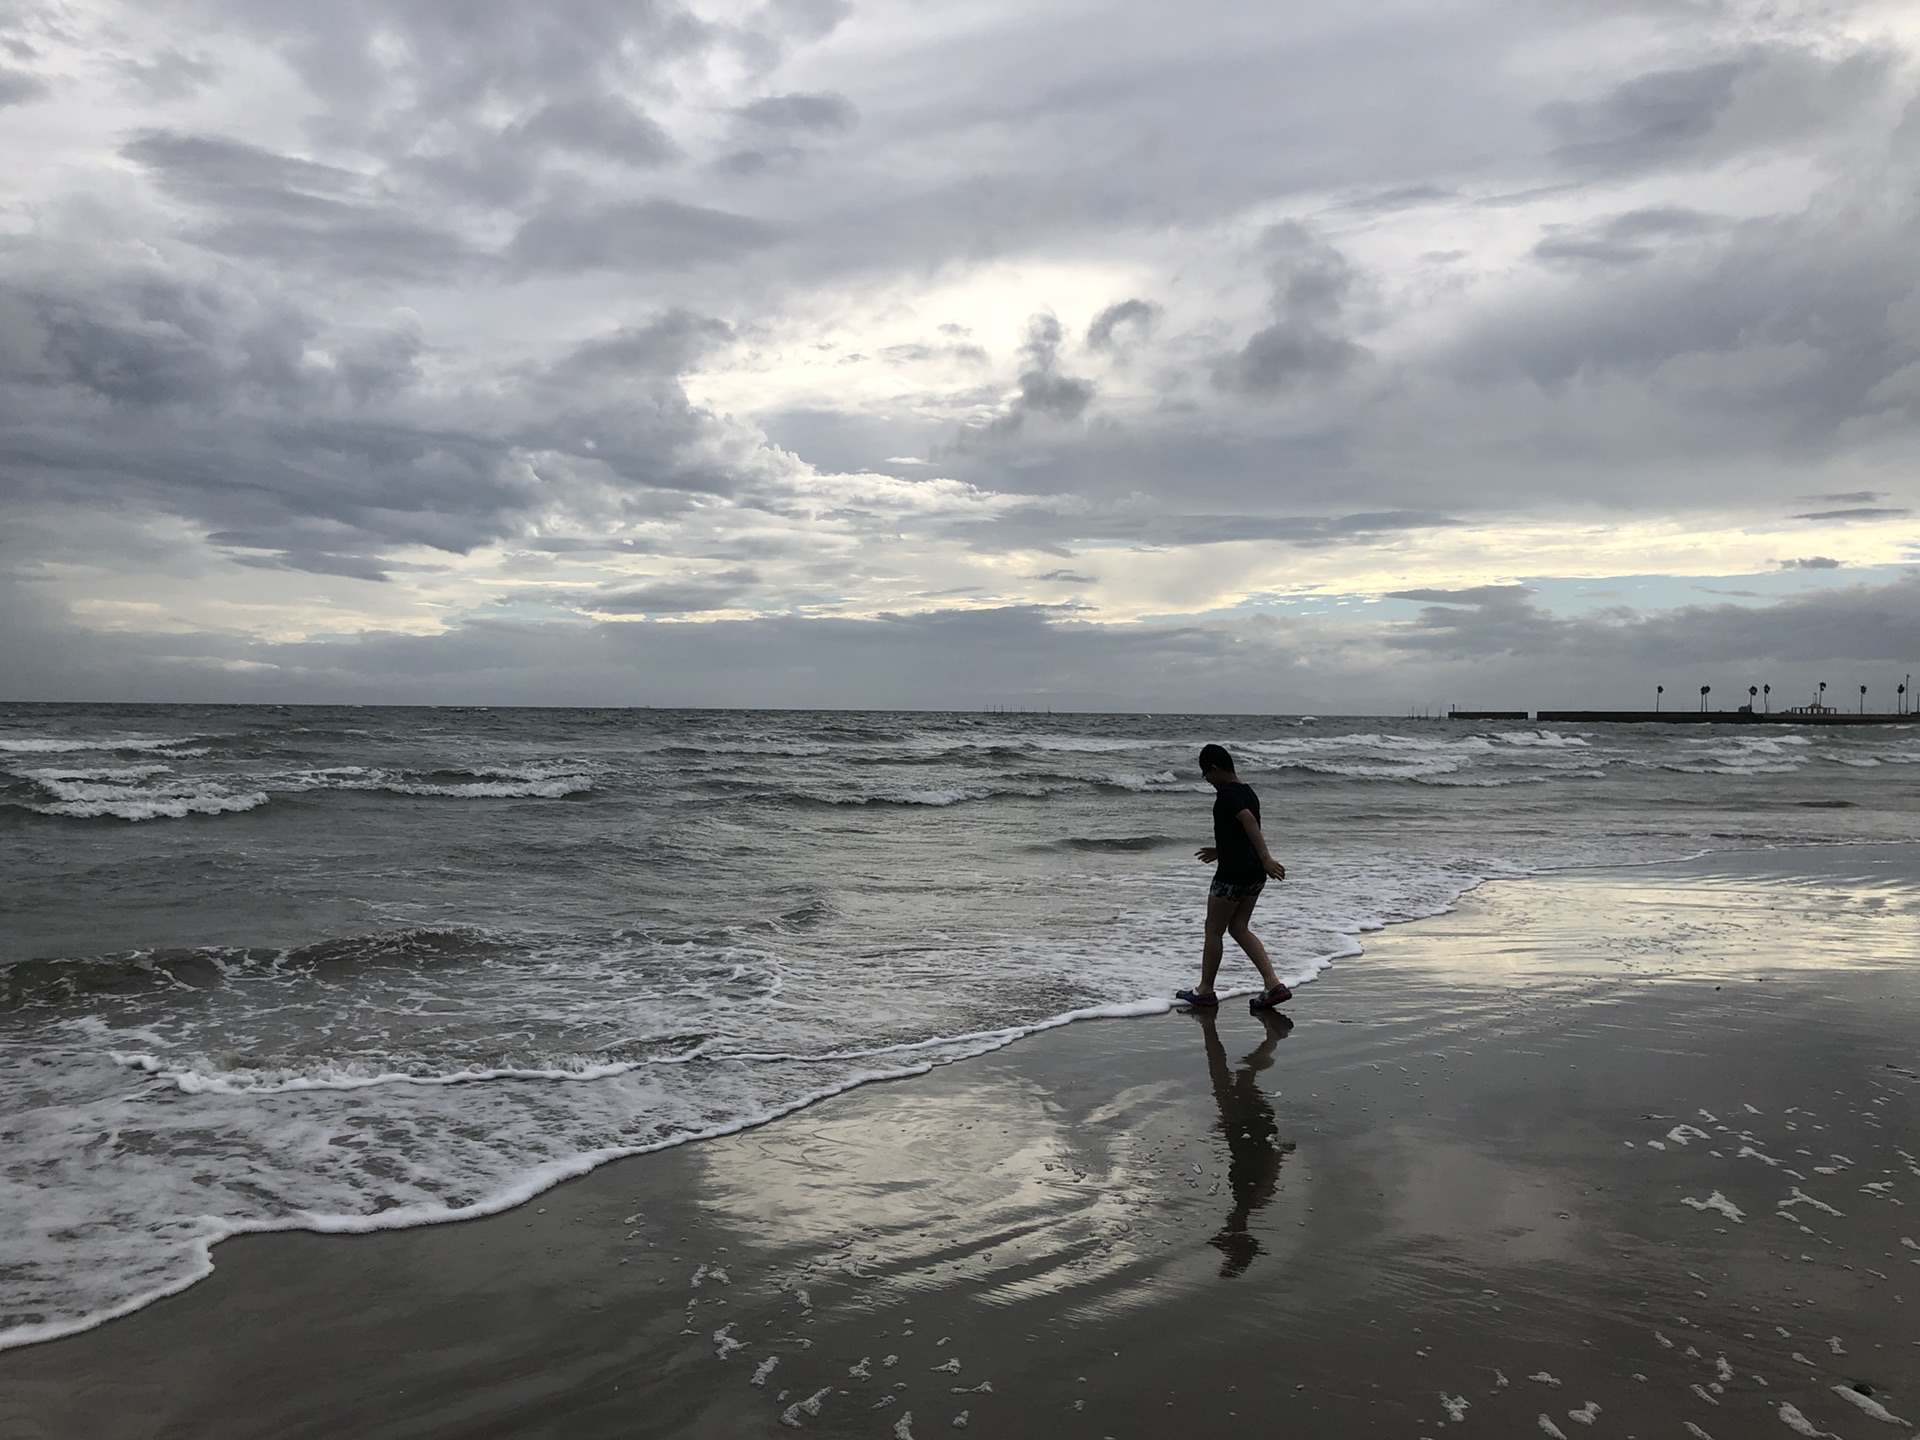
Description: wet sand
xmin=5 ymin=843 xmax=1919 ymax=1439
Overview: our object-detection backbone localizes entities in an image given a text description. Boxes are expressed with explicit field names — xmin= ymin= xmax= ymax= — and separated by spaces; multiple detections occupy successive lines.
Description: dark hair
xmin=1198 ymin=743 xmax=1234 ymax=775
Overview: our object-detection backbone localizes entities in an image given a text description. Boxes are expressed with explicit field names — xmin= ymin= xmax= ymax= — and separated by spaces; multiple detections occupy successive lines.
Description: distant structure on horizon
xmin=1447 ymin=675 xmax=1915 ymax=725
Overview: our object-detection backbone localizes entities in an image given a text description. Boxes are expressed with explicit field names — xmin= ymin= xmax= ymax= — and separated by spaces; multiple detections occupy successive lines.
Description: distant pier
xmin=1449 ymin=708 xmax=1912 ymax=726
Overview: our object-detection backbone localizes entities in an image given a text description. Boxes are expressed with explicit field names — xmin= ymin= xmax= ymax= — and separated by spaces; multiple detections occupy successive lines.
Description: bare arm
xmin=1237 ymin=810 xmax=1286 ymax=880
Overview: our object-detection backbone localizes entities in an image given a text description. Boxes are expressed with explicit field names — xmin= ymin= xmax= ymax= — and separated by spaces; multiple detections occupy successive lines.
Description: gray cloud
xmin=117 ymin=49 xmax=220 ymax=102
xmin=965 ymin=314 xmax=1095 ymax=441
xmin=1086 ymin=298 xmax=1159 ymax=350
xmin=1541 ymin=59 xmax=1747 ymax=171
xmin=0 ymin=250 xmax=750 ymax=575
xmin=230 ymin=549 xmax=396 ymax=582
xmin=1343 ymin=183 xmax=1454 ymax=213
xmin=1213 ymin=222 xmax=1366 ymax=393
xmin=1792 ymin=508 xmax=1909 ymax=522
xmin=546 ymin=312 xmax=736 ymax=384
xmin=9 ymin=571 xmax=1919 ymax=713
xmin=1532 ymin=206 xmax=1722 ymax=266
xmin=5 ymin=1 xmax=1920 ymax=705
xmin=1779 ymin=556 xmax=1840 ymax=570
xmin=878 ymin=341 xmax=989 ymax=365
xmin=737 ymin=91 xmax=858 ymax=133
xmin=1387 ymin=572 xmax=1920 ymax=679
xmin=0 ymin=66 xmax=48 ymax=107
xmin=585 ymin=568 xmax=761 ymax=614
xmin=124 ymin=132 xmax=476 ymax=277
xmin=1112 ymin=511 xmax=1460 ymax=548
xmin=507 ymin=198 xmax=780 ymax=273
xmin=1386 ymin=584 xmax=1534 ymax=606
xmin=508 ymin=96 xmax=677 ymax=164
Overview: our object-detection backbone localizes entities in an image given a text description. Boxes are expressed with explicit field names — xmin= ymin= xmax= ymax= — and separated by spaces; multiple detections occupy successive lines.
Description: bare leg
xmin=1226 ymin=893 xmax=1283 ymax=992
xmin=1196 ymin=894 xmax=1238 ymax=994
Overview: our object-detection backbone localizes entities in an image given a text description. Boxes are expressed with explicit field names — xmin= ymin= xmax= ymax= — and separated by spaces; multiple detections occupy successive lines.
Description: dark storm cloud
xmin=0 ymin=246 xmax=750 ymax=569
xmin=736 ymin=91 xmax=859 ymax=133
xmin=507 ymin=198 xmax=780 ymax=274
xmin=1213 ymin=222 xmax=1366 ymax=394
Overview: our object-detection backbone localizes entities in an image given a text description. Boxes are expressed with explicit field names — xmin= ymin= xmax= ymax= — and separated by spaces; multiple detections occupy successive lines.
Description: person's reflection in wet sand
xmin=1192 ymin=1008 xmax=1297 ymax=1278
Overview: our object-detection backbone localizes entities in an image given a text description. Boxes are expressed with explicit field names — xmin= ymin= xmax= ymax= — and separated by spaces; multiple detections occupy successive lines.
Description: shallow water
xmin=3 ymin=704 xmax=1918 ymax=1346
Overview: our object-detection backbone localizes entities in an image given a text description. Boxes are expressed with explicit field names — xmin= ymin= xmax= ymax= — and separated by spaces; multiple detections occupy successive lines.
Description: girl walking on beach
xmin=1175 ymin=743 xmax=1292 ymax=1012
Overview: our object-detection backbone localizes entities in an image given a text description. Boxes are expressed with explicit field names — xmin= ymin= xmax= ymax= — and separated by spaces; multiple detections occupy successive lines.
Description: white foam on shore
xmin=1781 ymin=1187 xmax=1844 ymax=1217
xmin=1776 ymin=1402 xmax=1833 ymax=1436
xmin=1682 ymin=1192 xmax=1746 ymax=1223
xmin=1830 ymin=1386 xmax=1909 ymax=1425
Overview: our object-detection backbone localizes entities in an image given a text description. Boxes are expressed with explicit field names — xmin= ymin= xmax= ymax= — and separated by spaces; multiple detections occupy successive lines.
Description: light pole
xmin=1903 ymin=676 xmax=1910 ymax=716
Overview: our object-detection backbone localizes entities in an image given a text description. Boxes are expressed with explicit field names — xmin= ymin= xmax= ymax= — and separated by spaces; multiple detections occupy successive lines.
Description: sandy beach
xmin=5 ymin=842 xmax=1918 ymax=1439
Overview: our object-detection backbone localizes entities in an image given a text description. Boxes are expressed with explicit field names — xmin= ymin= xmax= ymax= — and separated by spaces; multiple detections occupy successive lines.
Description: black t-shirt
xmin=1212 ymin=781 xmax=1264 ymax=883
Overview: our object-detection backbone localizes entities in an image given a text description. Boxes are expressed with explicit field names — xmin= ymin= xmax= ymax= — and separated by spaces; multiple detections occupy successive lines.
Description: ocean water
xmin=3 ymin=703 xmax=1918 ymax=1349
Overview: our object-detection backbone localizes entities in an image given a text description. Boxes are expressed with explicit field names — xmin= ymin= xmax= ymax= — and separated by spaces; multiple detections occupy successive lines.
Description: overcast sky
xmin=3 ymin=0 xmax=1918 ymax=710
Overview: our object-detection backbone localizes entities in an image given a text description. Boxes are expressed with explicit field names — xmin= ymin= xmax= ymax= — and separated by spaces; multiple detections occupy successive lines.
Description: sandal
xmin=1174 ymin=988 xmax=1219 ymax=1007
xmin=1249 ymin=983 xmax=1292 ymax=1011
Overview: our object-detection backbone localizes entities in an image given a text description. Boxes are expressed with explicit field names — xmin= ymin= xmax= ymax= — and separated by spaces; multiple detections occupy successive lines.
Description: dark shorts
xmin=1208 ymin=875 xmax=1266 ymax=902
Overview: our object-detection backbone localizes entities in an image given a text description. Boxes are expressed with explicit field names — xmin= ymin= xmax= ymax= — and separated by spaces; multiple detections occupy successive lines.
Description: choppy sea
xmin=3 ymin=703 xmax=1917 ymax=1348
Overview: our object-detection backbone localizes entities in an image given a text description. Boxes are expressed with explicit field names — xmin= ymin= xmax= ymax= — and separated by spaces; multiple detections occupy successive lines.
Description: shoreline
xmin=6 ymin=841 xmax=1920 ymax=1437
xmin=0 ymin=825 xmax=1669 ymax=1357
